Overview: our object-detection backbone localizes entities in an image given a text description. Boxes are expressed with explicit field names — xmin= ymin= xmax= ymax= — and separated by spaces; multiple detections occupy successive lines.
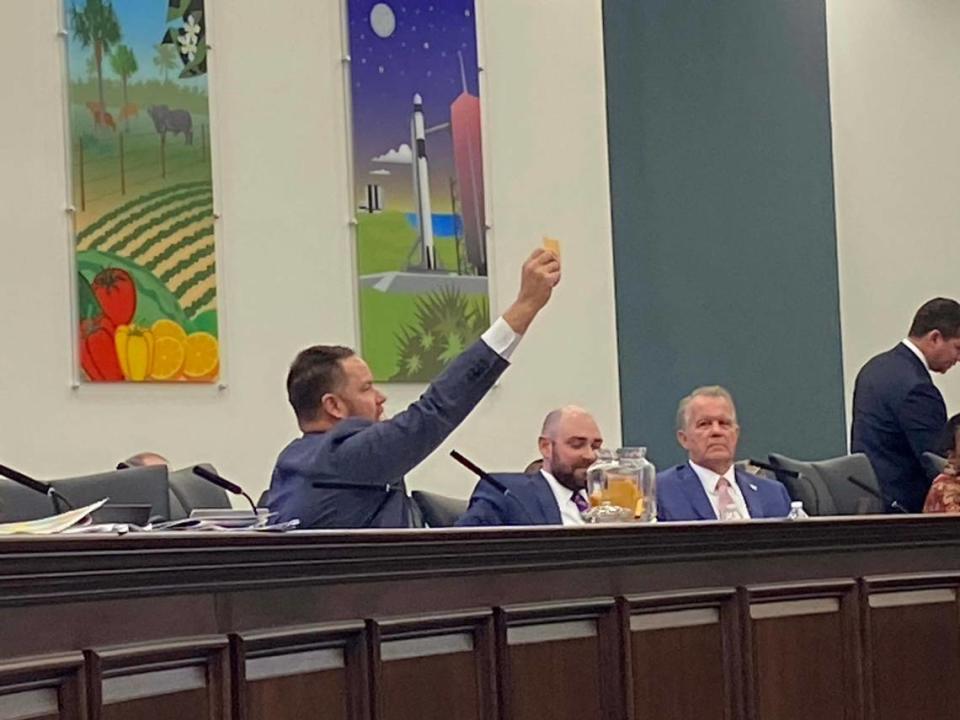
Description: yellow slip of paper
xmin=542 ymin=237 xmax=561 ymax=259
xmin=0 ymin=499 xmax=107 ymax=535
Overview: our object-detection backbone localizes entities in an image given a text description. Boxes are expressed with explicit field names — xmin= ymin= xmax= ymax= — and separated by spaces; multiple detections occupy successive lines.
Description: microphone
xmin=748 ymin=458 xmax=800 ymax=478
xmin=0 ymin=463 xmax=75 ymax=513
xmin=192 ymin=466 xmax=258 ymax=514
xmin=311 ymin=479 xmax=398 ymax=493
xmin=846 ymin=475 xmax=909 ymax=514
xmin=449 ymin=450 xmax=538 ymax=524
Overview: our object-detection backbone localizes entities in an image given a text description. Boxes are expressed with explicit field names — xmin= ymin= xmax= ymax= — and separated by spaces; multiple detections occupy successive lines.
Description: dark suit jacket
xmin=455 ymin=472 xmax=563 ymax=526
xmin=657 ymin=463 xmax=791 ymax=521
xmin=267 ymin=339 xmax=509 ymax=529
xmin=851 ymin=343 xmax=947 ymax=512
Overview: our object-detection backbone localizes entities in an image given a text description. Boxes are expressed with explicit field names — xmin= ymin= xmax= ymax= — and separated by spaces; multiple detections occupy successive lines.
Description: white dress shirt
xmin=540 ymin=469 xmax=587 ymax=526
xmin=688 ymin=461 xmax=751 ymax=520
xmin=901 ymin=338 xmax=933 ymax=379
xmin=481 ymin=317 xmax=523 ymax=360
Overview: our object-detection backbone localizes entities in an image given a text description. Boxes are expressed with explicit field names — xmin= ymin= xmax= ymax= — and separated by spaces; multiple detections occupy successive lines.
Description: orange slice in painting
xmin=150 ymin=336 xmax=186 ymax=381
xmin=183 ymin=332 xmax=219 ymax=379
xmin=152 ymin=318 xmax=188 ymax=345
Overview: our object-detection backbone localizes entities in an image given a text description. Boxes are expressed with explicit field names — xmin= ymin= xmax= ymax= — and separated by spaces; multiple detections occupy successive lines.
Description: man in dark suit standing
xmin=657 ymin=386 xmax=791 ymax=521
xmin=266 ymin=248 xmax=560 ymax=529
xmin=455 ymin=406 xmax=604 ymax=526
xmin=851 ymin=298 xmax=960 ymax=512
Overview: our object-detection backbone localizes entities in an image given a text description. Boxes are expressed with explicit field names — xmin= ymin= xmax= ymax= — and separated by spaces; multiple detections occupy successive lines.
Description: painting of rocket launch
xmin=347 ymin=0 xmax=490 ymax=382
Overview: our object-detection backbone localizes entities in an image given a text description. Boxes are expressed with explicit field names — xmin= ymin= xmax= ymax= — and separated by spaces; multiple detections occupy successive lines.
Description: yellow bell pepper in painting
xmin=114 ymin=325 xmax=155 ymax=382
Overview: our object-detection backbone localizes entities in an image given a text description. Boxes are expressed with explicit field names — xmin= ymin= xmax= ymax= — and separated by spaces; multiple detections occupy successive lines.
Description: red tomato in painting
xmin=92 ymin=268 xmax=136 ymax=326
xmin=79 ymin=316 xmax=124 ymax=381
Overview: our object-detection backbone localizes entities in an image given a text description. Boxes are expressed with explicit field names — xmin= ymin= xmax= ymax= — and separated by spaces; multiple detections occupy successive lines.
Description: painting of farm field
xmin=66 ymin=0 xmax=219 ymax=383
xmin=347 ymin=0 xmax=490 ymax=382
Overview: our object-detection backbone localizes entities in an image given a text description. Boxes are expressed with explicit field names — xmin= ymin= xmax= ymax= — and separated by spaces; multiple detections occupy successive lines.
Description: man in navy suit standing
xmin=266 ymin=248 xmax=560 ymax=529
xmin=851 ymin=298 xmax=960 ymax=512
xmin=456 ymin=406 xmax=604 ymax=526
xmin=657 ymin=386 xmax=791 ymax=521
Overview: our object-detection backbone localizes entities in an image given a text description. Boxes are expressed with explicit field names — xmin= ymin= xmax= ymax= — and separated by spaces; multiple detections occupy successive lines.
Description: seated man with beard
xmin=456 ymin=406 xmax=603 ymax=526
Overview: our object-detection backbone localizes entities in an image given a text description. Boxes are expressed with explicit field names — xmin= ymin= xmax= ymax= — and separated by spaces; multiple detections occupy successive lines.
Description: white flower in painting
xmin=183 ymin=14 xmax=202 ymax=41
xmin=178 ymin=32 xmax=198 ymax=62
xmin=178 ymin=14 xmax=202 ymax=62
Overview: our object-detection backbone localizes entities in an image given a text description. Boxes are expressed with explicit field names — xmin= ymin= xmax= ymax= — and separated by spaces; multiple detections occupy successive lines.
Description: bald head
xmin=121 ymin=452 xmax=169 ymax=468
xmin=538 ymin=406 xmax=603 ymax=491
xmin=541 ymin=405 xmax=591 ymax=438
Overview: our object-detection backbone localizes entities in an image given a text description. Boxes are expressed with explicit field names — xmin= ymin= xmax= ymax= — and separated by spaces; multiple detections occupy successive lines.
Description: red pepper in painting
xmin=79 ymin=316 xmax=124 ymax=382
xmin=92 ymin=268 xmax=137 ymax=326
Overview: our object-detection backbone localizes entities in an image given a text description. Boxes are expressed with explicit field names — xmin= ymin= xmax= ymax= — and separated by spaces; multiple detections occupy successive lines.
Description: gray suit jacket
xmin=267 ymin=339 xmax=509 ymax=528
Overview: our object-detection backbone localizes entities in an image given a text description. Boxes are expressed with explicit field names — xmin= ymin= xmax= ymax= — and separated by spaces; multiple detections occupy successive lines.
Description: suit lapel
xmin=679 ymin=464 xmax=716 ymax=520
xmin=736 ymin=470 xmax=763 ymax=518
xmin=530 ymin=473 xmax=563 ymax=524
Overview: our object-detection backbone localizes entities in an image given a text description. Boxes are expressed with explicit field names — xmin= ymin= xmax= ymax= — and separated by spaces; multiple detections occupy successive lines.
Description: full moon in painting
xmin=370 ymin=3 xmax=396 ymax=38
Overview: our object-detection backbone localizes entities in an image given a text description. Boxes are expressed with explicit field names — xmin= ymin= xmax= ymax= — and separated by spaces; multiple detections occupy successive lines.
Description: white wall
xmin=827 ymin=0 xmax=960 ymax=426
xmin=0 ymin=0 xmax=620 ymax=500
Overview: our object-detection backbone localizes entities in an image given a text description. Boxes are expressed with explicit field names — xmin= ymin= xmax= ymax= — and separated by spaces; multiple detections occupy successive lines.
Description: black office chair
xmin=168 ymin=463 xmax=232 ymax=516
xmin=922 ymin=452 xmax=949 ymax=481
xmin=810 ymin=453 xmax=884 ymax=514
xmin=411 ymin=490 xmax=468 ymax=527
xmin=767 ymin=453 xmax=838 ymax=516
xmin=49 ymin=465 xmax=171 ymax=521
xmin=0 ymin=478 xmax=58 ymax=523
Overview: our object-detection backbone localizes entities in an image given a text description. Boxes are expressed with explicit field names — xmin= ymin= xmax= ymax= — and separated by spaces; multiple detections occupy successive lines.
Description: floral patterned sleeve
xmin=923 ymin=473 xmax=960 ymax=513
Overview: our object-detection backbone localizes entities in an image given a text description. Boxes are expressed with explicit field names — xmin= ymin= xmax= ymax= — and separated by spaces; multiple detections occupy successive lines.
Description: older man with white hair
xmin=657 ymin=386 xmax=790 ymax=521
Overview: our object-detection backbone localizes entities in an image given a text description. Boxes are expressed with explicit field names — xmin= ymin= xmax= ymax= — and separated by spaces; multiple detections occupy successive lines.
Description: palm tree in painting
xmin=153 ymin=43 xmax=178 ymax=84
xmin=71 ymin=0 xmax=121 ymax=125
xmin=109 ymin=44 xmax=138 ymax=130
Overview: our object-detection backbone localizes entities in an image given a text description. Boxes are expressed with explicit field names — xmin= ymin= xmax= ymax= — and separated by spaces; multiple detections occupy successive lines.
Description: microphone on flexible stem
xmin=192 ymin=466 xmax=258 ymax=514
xmin=846 ymin=475 xmax=910 ymax=514
xmin=0 ymin=463 xmax=75 ymax=513
xmin=449 ymin=449 xmax=538 ymax=525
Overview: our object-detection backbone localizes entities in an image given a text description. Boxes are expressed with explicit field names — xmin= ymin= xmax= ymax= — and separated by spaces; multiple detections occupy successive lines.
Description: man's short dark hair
xmin=287 ymin=345 xmax=355 ymax=423
xmin=909 ymin=298 xmax=960 ymax=339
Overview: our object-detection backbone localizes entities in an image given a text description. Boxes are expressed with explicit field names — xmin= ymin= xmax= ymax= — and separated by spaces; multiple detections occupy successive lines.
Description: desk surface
xmin=3 ymin=517 xmax=960 ymax=720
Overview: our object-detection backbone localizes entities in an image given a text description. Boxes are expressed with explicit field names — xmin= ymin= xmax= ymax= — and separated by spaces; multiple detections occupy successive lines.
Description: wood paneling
xmin=381 ymin=652 xmax=478 ymax=720
xmin=233 ymin=623 xmax=366 ymax=720
xmin=498 ymin=600 xmax=622 ymax=720
xmin=372 ymin=612 xmax=495 ymax=720
xmin=746 ymin=583 xmax=861 ymax=720
xmin=85 ymin=638 xmax=228 ymax=720
xmin=6 ymin=524 xmax=960 ymax=720
xmin=100 ymin=688 xmax=209 ymax=720
xmin=624 ymin=590 xmax=740 ymax=720
xmin=867 ymin=588 xmax=960 ymax=720
xmin=0 ymin=654 xmax=86 ymax=720
xmin=508 ymin=635 xmax=603 ymax=720
xmin=631 ymin=613 xmax=727 ymax=720
xmin=247 ymin=672 xmax=348 ymax=720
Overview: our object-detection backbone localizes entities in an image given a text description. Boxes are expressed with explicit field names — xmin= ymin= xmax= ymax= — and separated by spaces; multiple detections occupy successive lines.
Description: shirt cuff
xmin=481 ymin=316 xmax=522 ymax=360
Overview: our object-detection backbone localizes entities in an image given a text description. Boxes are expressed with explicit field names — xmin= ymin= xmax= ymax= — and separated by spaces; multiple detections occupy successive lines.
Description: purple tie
xmin=571 ymin=491 xmax=589 ymax=514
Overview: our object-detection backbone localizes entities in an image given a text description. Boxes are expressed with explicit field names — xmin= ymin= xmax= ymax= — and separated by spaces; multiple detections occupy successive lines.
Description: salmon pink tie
xmin=716 ymin=477 xmax=741 ymax=521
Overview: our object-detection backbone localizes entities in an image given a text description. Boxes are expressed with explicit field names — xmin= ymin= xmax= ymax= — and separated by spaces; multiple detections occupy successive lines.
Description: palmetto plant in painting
xmin=391 ymin=287 xmax=490 ymax=382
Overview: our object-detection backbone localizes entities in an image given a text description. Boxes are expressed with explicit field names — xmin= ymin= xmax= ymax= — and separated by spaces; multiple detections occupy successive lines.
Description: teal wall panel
xmin=604 ymin=0 xmax=846 ymax=468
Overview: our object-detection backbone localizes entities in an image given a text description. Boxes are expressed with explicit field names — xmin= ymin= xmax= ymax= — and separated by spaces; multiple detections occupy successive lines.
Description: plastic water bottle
xmin=787 ymin=501 xmax=808 ymax=520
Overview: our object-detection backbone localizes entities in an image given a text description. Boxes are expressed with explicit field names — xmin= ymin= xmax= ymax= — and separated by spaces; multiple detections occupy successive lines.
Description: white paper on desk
xmin=0 ymin=499 xmax=108 ymax=535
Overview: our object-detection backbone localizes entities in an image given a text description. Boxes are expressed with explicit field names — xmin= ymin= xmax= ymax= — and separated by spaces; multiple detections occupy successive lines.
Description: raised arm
xmin=329 ymin=248 xmax=561 ymax=483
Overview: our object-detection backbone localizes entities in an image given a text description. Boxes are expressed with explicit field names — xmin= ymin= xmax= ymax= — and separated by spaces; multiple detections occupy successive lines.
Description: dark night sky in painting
xmin=347 ymin=0 xmax=480 ymax=210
